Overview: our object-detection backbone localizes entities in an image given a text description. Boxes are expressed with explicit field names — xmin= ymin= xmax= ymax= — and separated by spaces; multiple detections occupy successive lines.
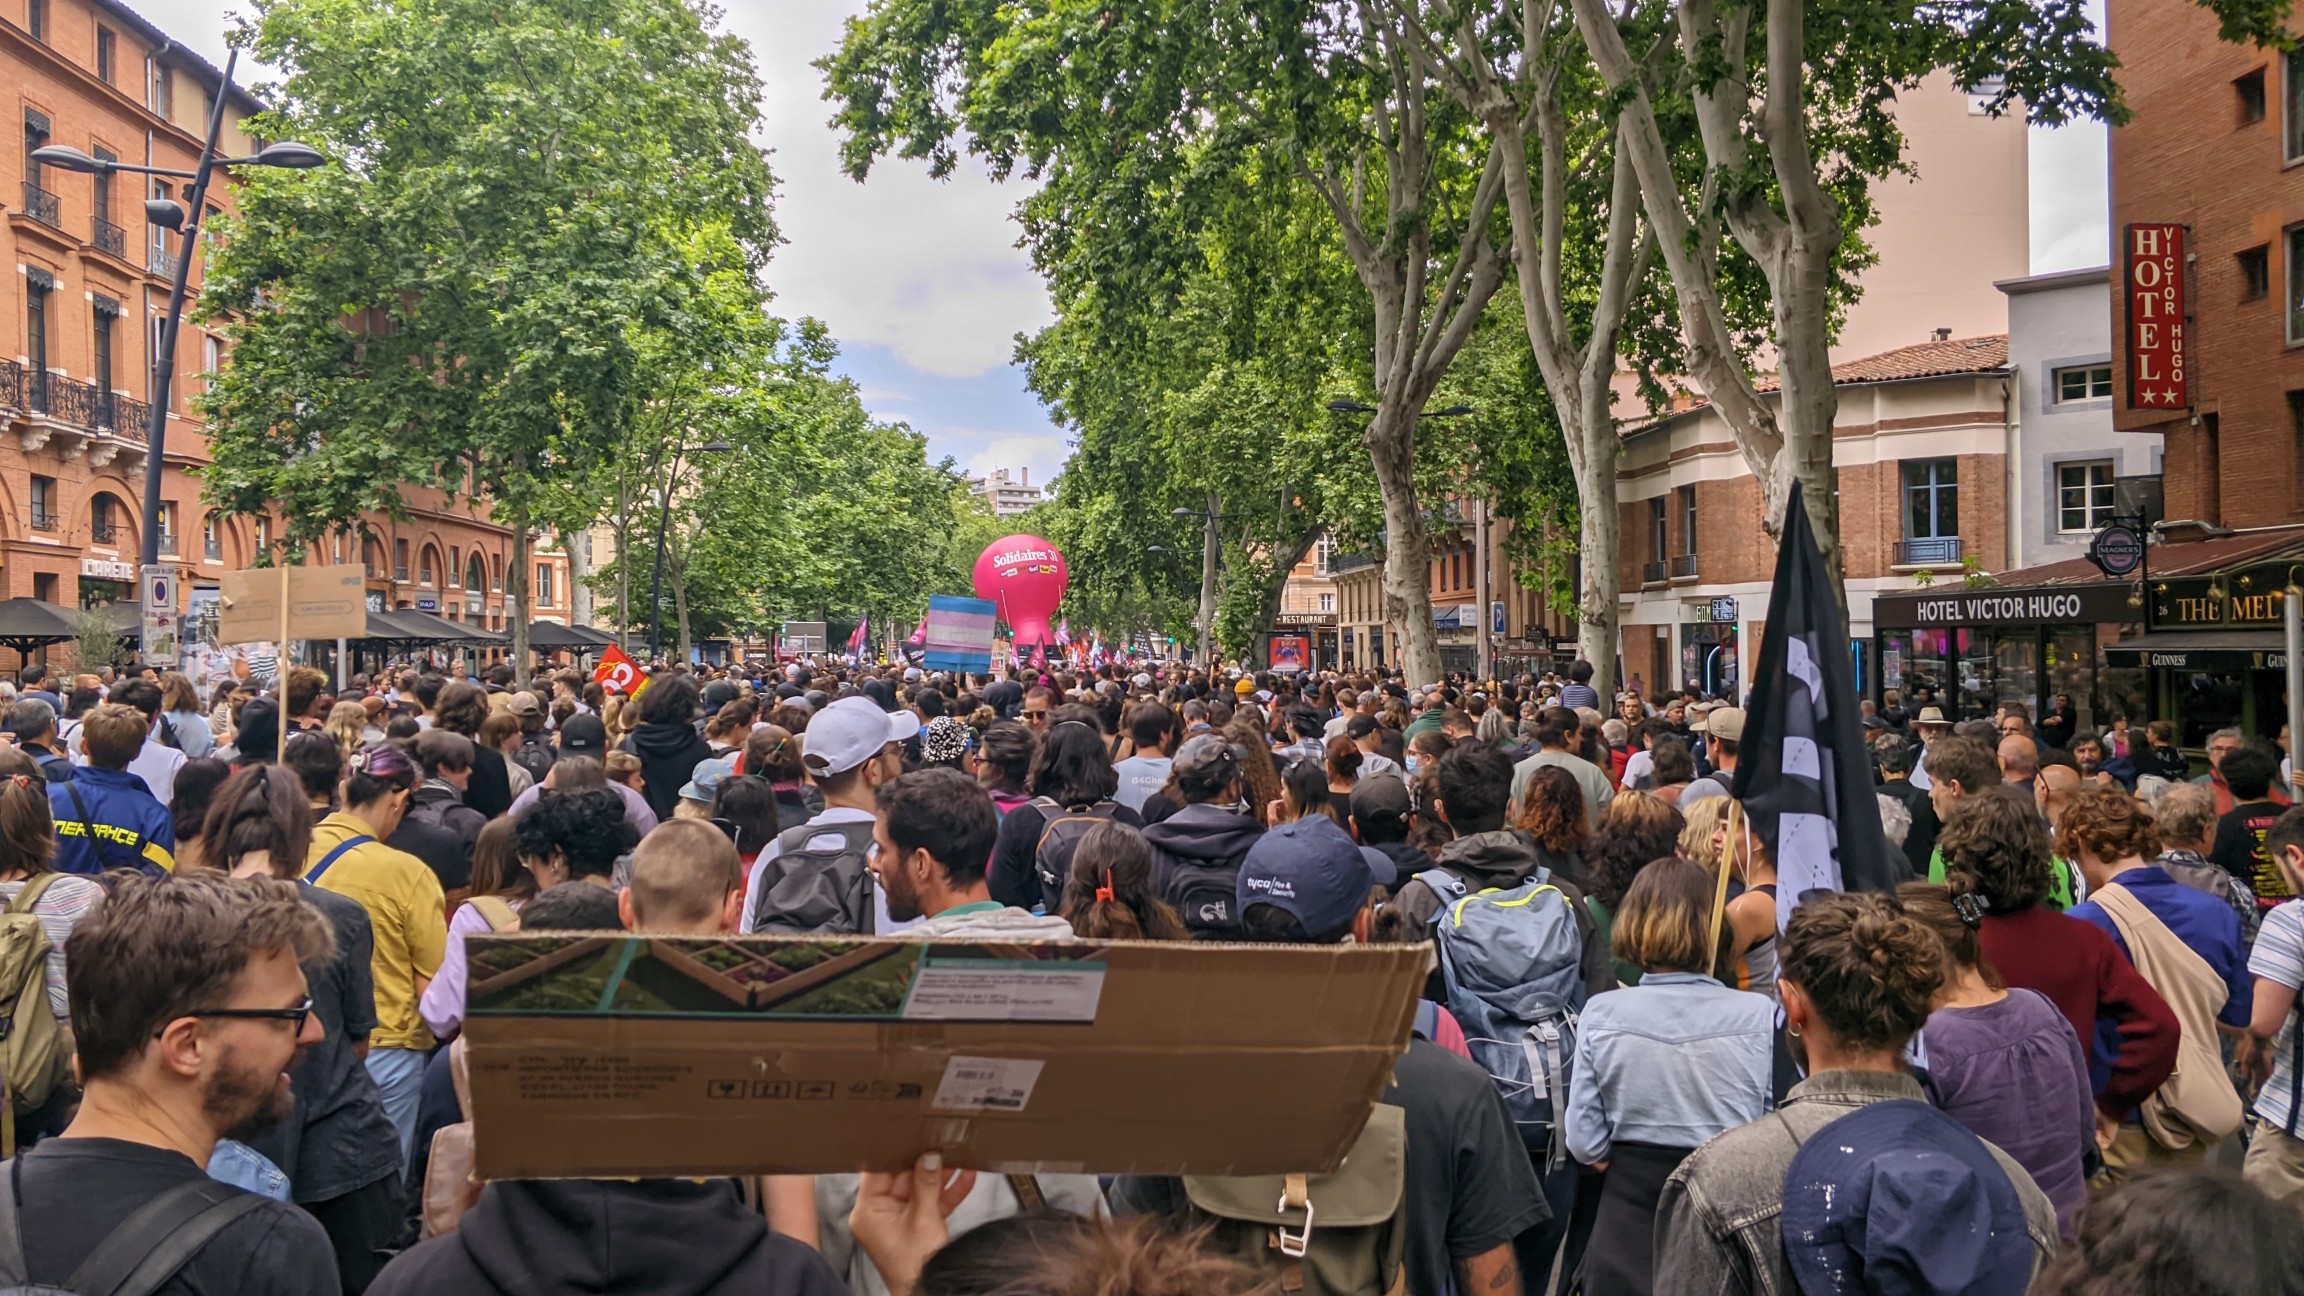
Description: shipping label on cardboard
xmin=931 ymin=1057 xmax=1046 ymax=1113
xmin=902 ymin=957 xmax=1105 ymax=1022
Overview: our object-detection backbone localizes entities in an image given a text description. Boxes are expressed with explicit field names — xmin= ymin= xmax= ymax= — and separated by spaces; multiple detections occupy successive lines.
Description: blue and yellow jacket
xmin=49 ymin=765 xmax=175 ymax=876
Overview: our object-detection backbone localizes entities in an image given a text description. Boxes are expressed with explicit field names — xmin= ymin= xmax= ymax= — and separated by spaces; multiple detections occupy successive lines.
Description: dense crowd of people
xmin=1 ymin=653 xmax=2301 ymax=1295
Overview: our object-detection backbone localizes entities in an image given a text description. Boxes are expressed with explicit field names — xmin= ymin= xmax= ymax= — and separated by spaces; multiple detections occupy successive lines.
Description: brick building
xmin=4 ymin=0 xmax=569 ymax=672
xmin=1330 ymin=508 xmax=1577 ymax=678
xmin=2092 ymin=0 xmax=2304 ymax=743
xmin=1617 ymin=336 xmax=2015 ymax=700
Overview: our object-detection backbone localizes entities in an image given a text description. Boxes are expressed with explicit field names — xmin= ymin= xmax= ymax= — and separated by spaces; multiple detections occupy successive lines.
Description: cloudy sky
xmin=130 ymin=0 xmax=2108 ymax=488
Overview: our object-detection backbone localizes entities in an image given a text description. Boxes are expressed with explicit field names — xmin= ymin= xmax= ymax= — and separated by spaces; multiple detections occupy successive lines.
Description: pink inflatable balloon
xmin=973 ymin=535 xmax=1069 ymax=652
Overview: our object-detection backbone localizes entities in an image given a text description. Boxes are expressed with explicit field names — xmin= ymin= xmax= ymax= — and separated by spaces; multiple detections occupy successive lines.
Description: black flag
xmin=1731 ymin=480 xmax=1897 ymax=916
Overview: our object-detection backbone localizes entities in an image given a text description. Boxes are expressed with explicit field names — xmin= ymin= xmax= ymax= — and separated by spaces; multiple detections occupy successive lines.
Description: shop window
xmin=2057 ymin=462 xmax=2117 ymax=532
xmin=2290 ymin=48 xmax=2304 ymax=162
xmin=2241 ymin=245 xmax=2271 ymax=301
xmin=2053 ymin=365 xmax=2113 ymax=402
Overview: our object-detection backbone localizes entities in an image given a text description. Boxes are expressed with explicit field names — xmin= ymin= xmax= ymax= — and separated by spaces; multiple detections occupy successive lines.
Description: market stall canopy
xmin=365 ymin=610 xmax=456 ymax=643
xmin=394 ymin=609 xmax=504 ymax=644
xmin=0 ymin=599 xmax=98 ymax=653
xmin=524 ymin=621 xmax=597 ymax=650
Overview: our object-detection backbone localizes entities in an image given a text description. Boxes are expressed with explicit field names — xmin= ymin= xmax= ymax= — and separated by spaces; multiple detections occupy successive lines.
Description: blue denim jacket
xmin=1563 ymin=972 xmax=1775 ymax=1165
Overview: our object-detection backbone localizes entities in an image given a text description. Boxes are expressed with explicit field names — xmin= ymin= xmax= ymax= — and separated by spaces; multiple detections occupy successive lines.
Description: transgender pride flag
xmin=922 ymin=595 xmax=998 ymax=675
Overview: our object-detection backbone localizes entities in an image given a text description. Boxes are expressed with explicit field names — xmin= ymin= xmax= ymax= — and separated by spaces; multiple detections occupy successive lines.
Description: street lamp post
xmin=32 ymin=51 xmax=324 ymax=668
xmin=647 ymin=439 xmax=733 ymax=662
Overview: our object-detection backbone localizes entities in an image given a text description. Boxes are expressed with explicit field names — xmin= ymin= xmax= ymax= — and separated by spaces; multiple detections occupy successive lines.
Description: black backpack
xmin=509 ymin=732 xmax=557 ymax=784
xmin=1029 ymin=798 xmax=1121 ymax=911
xmin=750 ymin=820 xmax=877 ymax=936
xmin=1165 ymin=857 xmax=1247 ymax=941
xmin=0 ymin=1164 xmax=266 ymax=1296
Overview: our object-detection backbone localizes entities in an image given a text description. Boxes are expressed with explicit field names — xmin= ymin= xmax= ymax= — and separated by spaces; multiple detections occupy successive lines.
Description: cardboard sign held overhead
xmin=462 ymin=934 xmax=1424 ymax=1179
xmin=217 ymin=565 xmax=369 ymax=645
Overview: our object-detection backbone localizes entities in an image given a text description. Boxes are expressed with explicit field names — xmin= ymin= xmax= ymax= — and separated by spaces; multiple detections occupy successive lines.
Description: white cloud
xmin=729 ymin=2 xmax=1053 ymax=379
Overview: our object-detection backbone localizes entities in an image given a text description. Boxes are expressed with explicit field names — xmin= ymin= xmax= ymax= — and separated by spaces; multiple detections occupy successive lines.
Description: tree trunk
xmin=566 ymin=526 xmax=593 ymax=630
xmin=669 ymin=539 xmax=693 ymax=663
xmin=1197 ymin=493 xmax=1219 ymax=667
xmin=1368 ymin=403 xmax=1441 ymax=687
xmin=614 ymin=459 xmax=632 ymax=649
xmin=1572 ymin=417 xmax=1623 ymax=702
xmin=508 ymin=502 xmax=532 ymax=687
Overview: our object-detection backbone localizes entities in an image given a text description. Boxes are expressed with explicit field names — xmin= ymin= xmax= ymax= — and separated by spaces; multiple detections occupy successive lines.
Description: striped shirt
xmin=2251 ymin=901 xmax=2304 ymax=1133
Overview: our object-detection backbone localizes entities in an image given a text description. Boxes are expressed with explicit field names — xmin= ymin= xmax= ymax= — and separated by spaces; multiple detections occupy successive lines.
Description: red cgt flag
xmin=593 ymin=644 xmax=647 ymax=698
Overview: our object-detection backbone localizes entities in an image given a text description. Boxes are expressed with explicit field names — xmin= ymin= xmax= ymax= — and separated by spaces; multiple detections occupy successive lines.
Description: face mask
xmin=1405 ymin=754 xmax=1422 ymax=775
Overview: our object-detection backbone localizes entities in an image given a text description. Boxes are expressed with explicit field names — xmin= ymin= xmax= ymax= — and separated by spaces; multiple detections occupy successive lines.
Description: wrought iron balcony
xmin=20 ymin=183 xmax=61 ymax=230
xmin=89 ymin=521 xmax=122 ymax=544
xmin=158 ymin=532 xmax=178 ymax=555
xmin=1670 ymin=553 xmax=1699 ymax=579
xmin=44 ymin=375 xmax=107 ymax=429
xmin=1895 ymin=536 xmax=1963 ymax=567
xmin=147 ymin=245 xmax=181 ymax=279
xmin=27 ymin=510 xmax=58 ymax=533
xmin=0 ymin=359 xmax=23 ymax=413
xmin=91 ymin=216 xmax=126 ymax=258
xmin=1641 ymin=560 xmax=1669 ymax=584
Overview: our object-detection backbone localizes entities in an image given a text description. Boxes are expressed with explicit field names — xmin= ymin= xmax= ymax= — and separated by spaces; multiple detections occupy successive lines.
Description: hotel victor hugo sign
xmin=2123 ymin=223 xmax=2189 ymax=411
xmin=1874 ymin=586 xmax=2133 ymax=629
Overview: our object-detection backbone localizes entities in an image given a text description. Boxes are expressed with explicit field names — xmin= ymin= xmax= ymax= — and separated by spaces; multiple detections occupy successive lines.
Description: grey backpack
xmin=749 ymin=820 xmax=878 ymax=936
xmin=0 ymin=1165 xmax=267 ymax=1296
xmin=1417 ymin=866 xmax=1588 ymax=1168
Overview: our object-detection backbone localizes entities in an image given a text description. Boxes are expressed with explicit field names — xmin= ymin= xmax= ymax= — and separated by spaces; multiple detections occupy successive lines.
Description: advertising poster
xmin=1267 ymin=634 xmax=1311 ymax=674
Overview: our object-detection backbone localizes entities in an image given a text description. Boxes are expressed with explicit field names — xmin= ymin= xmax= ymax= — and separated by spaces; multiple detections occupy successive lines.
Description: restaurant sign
xmin=2123 ymin=223 xmax=2189 ymax=412
xmin=2152 ymin=575 xmax=2292 ymax=629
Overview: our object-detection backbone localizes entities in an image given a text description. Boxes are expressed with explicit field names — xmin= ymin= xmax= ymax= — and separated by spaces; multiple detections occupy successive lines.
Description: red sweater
xmin=1979 ymin=904 xmax=2179 ymax=1117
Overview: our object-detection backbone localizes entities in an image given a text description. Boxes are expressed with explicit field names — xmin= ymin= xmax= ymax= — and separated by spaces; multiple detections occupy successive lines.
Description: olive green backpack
xmin=1180 ymin=1104 xmax=1407 ymax=1296
xmin=0 ymin=874 xmax=68 ymax=1156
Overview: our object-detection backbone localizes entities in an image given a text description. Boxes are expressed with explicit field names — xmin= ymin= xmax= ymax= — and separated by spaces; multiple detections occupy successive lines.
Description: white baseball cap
xmin=802 ymin=696 xmax=922 ymax=777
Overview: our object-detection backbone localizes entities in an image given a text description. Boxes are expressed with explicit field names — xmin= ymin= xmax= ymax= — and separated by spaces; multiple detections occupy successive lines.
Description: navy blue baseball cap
xmin=1781 ymin=1100 xmax=2036 ymax=1296
xmin=1238 ymin=815 xmax=1373 ymax=938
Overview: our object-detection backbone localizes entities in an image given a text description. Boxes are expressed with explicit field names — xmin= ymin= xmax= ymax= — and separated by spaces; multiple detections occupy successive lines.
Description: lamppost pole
xmin=33 ymin=60 xmax=323 ymax=667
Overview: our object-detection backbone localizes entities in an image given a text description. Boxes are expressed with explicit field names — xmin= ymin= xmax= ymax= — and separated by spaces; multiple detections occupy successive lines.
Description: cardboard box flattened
xmin=463 ymin=934 xmax=1425 ymax=1179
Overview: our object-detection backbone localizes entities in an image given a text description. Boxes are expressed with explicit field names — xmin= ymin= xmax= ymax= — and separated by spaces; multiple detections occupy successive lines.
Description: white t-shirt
xmin=1621 ymin=749 xmax=1655 ymax=790
xmin=1111 ymin=755 xmax=1173 ymax=813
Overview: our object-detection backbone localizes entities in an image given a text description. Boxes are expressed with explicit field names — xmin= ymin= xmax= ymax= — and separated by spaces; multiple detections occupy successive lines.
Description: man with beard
xmin=872 ymin=768 xmax=1075 ymax=940
xmin=8 ymin=871 xmax=342 ymax=1293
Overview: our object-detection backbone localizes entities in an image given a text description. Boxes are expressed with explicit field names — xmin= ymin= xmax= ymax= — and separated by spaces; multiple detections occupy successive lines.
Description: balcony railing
xmin=44 ymin=375 xmax=107 ymax=429
xmin=12 ymin=369 xmax=150 ymax=439
xmin=91 ymin=216 xmax=126 ymax=258
xmin=147 ymin=245 xmax=181 ymax=279
xmin=89 ymin=521 xmax=122 ymax=545
xmin=1670 ymin=553 xmax=1699 ymax=579
xmin=158 ymin=532 xmax=178 ymax=555
xmin=0 ymin=359 xmax=22 ymax=413
xmin=28 ymin=510 xmax=58 ymax=533
xmin=20 ymin=183 xmax=61 ymax=230
xmin=1895 ymin=536 xmax=1963 ymax=567
xmin=1641 ymin=559 xmax=1669 ymax=584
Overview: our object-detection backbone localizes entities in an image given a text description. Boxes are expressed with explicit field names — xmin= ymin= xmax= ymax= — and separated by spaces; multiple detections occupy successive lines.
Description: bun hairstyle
xmin=1324 ymin=735 xmax=1363 ymax=781
xmin=1777 ymin=891 xmax=1947 ymax=1053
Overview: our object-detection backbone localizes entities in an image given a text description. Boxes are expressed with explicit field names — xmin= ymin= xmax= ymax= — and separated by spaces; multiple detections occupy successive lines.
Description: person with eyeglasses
xmin=8 ymin=870 xmax=344 ymax=1294
xmin=1019 ymin=688 xmax=1056 ymax=729
xmin=199 ymin=763 xmax=404 ymax=1294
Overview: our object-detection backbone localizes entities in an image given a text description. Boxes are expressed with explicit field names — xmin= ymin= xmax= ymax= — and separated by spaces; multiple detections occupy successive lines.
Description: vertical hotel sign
xmin=2123 ymin=223 xmax=2188 ymax=411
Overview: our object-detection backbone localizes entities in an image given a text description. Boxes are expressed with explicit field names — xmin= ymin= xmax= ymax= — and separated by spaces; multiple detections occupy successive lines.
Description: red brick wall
xmin=2108 ymin=0 xmax=2304 ymax=528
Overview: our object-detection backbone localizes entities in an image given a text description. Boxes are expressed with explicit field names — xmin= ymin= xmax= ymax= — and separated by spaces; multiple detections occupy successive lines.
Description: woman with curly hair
xmin=1513 ymin=763 xmax=1589 ymax=887
xmin=1581 ymin=791 xmax=1685 ymax=988
xmin=2033 ymin=1170 xmax=2304 ymax=1296
xmin=1222 ymin=716 xmax=1284 ymax=829
xmin=1654 ymin=892 xmax=2059 ymax=1294
xmin=1942 ymin=786 xmax=2179 ymax=1127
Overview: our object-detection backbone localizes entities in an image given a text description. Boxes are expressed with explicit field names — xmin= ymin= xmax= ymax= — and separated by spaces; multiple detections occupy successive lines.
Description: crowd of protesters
xmin=0 ymin=652 xmax=2301 ymax=1295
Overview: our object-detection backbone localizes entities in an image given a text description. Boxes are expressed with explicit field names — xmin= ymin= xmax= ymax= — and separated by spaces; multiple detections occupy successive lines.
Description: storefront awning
xmin=2104 ymin=630 xmax=2288 ymax=672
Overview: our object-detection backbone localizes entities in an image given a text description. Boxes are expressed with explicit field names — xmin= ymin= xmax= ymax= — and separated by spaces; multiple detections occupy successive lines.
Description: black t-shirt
xmin=2212 ymin=801 xmax=2287 ymax=900
xmin=244 ymin=886 xmax=400 ymax=1204
xmin=387 ymin=815 xmax=472 ymax=893
xmin=15 ymin=1138 xmax=343 ymax=1295
xmin=1112 ymin=1039 xmax=1546 ymax=1296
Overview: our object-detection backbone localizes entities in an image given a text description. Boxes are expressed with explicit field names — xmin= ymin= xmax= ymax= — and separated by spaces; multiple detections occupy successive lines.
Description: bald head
xmin=1998 ymin=734 xmax=2038 ymax=779
xmin=619 ymin=820 xmax=742 ymax=935
xmin=2036 ymin=763 xmax=2081 ymax=824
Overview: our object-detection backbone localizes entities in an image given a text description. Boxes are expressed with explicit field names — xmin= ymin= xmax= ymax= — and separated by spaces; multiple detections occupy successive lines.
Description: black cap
xmin=558 ymin=713 xmax=608 ymax=756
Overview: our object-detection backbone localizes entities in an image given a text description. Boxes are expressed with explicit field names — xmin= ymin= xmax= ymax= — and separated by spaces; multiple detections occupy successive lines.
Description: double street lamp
xmin=31 ymin=48 xmax=325 ymax=663
xmin=647 ymin=439 xmax=733 ymax=661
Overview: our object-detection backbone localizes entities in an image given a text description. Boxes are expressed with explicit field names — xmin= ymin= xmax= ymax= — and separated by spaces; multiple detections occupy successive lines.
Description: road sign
xmin=140 ymin=566 xmax=180 ymax=667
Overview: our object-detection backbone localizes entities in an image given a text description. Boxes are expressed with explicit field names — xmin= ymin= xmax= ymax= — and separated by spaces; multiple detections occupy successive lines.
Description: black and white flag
xmin=1731 ymin=480 xmax=1896 ymax=926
